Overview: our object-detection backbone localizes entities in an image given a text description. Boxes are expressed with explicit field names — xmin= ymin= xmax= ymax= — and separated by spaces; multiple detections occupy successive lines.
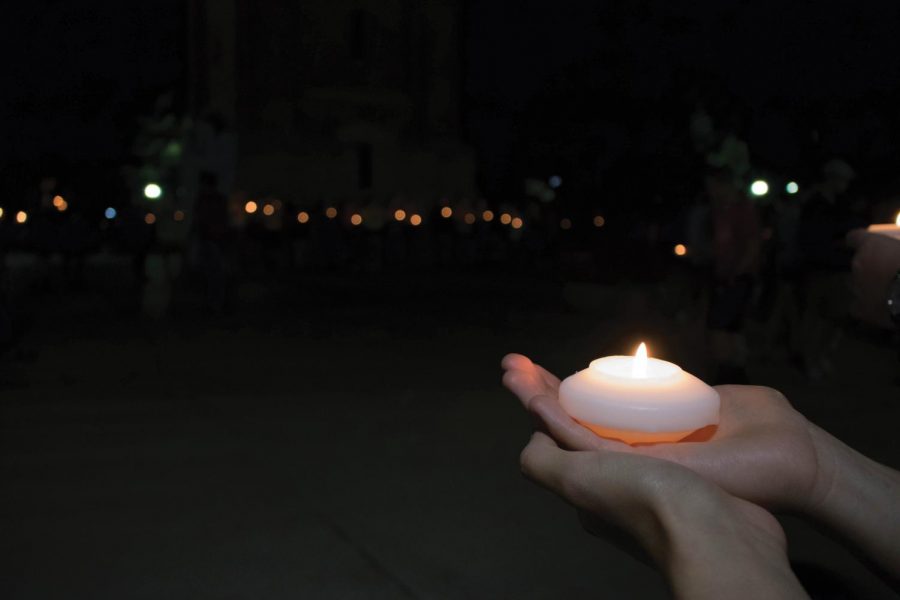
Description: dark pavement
xmin=2 ymin=269 xmax=897 ymax=599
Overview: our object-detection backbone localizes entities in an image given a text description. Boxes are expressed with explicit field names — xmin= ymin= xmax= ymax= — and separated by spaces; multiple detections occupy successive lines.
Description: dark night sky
xmin=464 ymin=0 xmax=900 ymax=188
xmin=0 ymin=1 xmax=182 ymax=164
xmin=3 ymin=1 xmax=900 ymax=191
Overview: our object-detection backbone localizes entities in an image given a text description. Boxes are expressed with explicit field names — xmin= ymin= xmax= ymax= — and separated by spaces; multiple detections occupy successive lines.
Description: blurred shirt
xmin=712 ymin=197 xmax=760 ymax=280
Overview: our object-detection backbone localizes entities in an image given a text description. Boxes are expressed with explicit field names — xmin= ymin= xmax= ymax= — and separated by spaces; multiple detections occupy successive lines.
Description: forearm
xmin=660 ymin=501 xmax=807 ymax=599
xmin=807 ymin=423 xmax=900 ymax=581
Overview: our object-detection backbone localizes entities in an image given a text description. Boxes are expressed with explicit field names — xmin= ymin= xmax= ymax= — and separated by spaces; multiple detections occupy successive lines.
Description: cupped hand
xmin=503 ymin=353 xmax=827 ymax=513
xmin=520 ymin=432 xmax=796 ymax=598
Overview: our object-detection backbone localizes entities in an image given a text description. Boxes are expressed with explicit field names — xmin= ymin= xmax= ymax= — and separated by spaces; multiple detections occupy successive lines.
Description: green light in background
xmin=143 ymin=183 xmax=162 ymax=200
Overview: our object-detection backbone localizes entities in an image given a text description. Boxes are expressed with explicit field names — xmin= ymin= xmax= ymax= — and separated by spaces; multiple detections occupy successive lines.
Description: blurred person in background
xmin=704 ymin=166 xmax=761 ymax=384
xmin=191 ymin=171 xmax=231 ymax=314
xmin=796 ymin=159 xmax=865 ymax=379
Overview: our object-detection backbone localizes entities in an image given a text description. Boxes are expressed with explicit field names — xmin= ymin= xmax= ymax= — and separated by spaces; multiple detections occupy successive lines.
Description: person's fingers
xmin=501 ymin=353 xmax=533 ymax=372
xmin=502 ymin=368 xmax=546 ymax=409
xmin=534 ymin=363 xmax=562 ymax=391
xmin=502 ymin=353 xmax=561 ymax=391
xmin=529 ymin=394 xmax=628 ymax=452
xmin=519 ymin=431 xmax=576 ymax=496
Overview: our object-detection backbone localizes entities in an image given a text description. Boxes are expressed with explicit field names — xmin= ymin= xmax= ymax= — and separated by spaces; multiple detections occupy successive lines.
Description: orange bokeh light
xmin=297 ymin=211 xmax=310 ymax=223
xmin=593 ymin=215 xmax=605 ymax=227
xmin=674 ymin=244 xmax=687 ymax=256
xmin=511 ymin=217 xmax=523 ymax=229
xmin=245 ymin=201 xmax=258 ymax=214
xmin=325 ymin=207 xmax=338 ymax=219
xmin=394 ymin=209 xmax=407 ymax=221
xmin=350 ymin=213 xmax=363 ymax=226
xmin=263 ymin=203 xmax=275 ymax=216
xmin=464 ymin=212 xmax=476 ymax=225
xmin=174 ymin=210 xmax=185 ymax=222
xmin=482 ymin=210 xmax=494 ymax=222
xmin=441 ymin=206 xmax=453 ymax=218
xmin=16 ymin=211 xmax=28 ymax=224
xmin=499 ymin=213 xmax=512 ymax=225
xmin=409 ymin=214 xmax=422 ymax=226
xmin=144 ymin=213 xmax=156 ymax=225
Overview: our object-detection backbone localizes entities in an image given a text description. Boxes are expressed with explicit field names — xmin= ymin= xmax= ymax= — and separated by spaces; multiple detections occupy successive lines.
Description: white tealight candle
xmin=867 ymin=212 xmax=900 ymax=240
xmin=559 ymin=343 xmax=720 ymax=444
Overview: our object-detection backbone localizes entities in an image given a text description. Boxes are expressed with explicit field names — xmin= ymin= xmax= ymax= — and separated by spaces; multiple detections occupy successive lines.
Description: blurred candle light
xmin=441 ymin=206 xmax=453 ymax=218
xmin=559 ymin=342 xmax=720 ymax=444
xmin=297 ymin=211 xmax=310 ymax=223
xmin=245 ymin=201 xmax=258 ymax=214
xmin=593 ymin=215 xmax=606 ymax=227
xmin=325 ymin=207 xmax=338 ymax=219
xmin=499 ymin=213 xmax=512 ymax=225
xmin=482 ymin=210 xmax=494 ymax=222
xmin=674 ymin=243 xmax=687 ymax=256
xmin=0 ymin=207 xmax=4 ymax=219
xmin=174 ymin=210 xmax=185 ymax=222
xmin=867 ymin=212 xmax=900 ymax=240
xmin=144 ymin=213 xmax=156 ymax=225
xmin=511 ymin=217 xmax=523 ymax=229
xmin=263 ymin=203 xmax=275 ymax=216
xmin=464 ymin=212 xmax=476 ymax=225
xmin=16 ymin=210 xmax=27 ymax=224
xmin=394 ymin=209 xmax=407 ymax=221
xmin=52 ymin=195 xmax=65 ymax=208
xmin=409 ymin=214 xmax=423 ymax=226
xmin=350 ymin=213 xmax=363 ymax=226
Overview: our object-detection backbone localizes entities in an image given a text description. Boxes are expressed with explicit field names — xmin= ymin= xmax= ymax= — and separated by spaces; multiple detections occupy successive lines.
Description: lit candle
xmin=867 ymin=212 xmax=900 ymax=240
xmin=559 ymin=343 xmax=720 ymax=444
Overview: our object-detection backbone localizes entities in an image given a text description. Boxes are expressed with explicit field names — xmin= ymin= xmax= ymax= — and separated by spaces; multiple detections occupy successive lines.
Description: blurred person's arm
xmin=503 ymin=354 xmax=900 ymax=585
xmin=846 ymin=229 xmax=900 ymax=330
xmin=737 ymin=201 xmax=762 ymax=276
xmin=520 ymin=432 xmax=808 ymax=599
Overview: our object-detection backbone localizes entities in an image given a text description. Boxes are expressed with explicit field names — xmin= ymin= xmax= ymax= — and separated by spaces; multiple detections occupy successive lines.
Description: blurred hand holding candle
xmin=559 ymin=343 xmax=719 ymax=444
xmin=867 ymin=212 xmax=900 ymax=240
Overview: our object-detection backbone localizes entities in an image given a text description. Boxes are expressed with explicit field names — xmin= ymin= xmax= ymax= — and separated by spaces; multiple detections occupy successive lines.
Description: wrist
xmin=660 ymin=496 xmax=801 ymax=599
xmin=804 ymin=423 xmax=900 ymax=577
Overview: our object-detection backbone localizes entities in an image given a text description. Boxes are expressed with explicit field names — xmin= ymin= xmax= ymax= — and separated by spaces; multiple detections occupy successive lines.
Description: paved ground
xmin=1 ymin=269 xmax=898 ymax=598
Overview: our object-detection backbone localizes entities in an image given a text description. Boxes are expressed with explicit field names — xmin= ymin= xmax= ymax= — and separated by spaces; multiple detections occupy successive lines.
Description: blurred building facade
xmin=187 ymin=0 xmax=476 ymax=208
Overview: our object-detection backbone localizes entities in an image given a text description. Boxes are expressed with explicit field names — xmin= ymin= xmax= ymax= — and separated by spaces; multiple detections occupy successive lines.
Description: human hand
xmin=504 ymin=353 xmax=900 ymax=582
xmin=502 ymin=354 xmax=824 ymax=513
xmin=520 ymin=432 xmax=805 ymax=598
xmin=846 ymin=228 xmax=900 ymax=330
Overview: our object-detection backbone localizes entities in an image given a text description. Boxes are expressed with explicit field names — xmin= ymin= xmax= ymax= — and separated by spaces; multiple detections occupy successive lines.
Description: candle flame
xmin=632 ymin=342 xmax=648 ymax=378
xmin=895 ymin=212 xmax=900 ymax=226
